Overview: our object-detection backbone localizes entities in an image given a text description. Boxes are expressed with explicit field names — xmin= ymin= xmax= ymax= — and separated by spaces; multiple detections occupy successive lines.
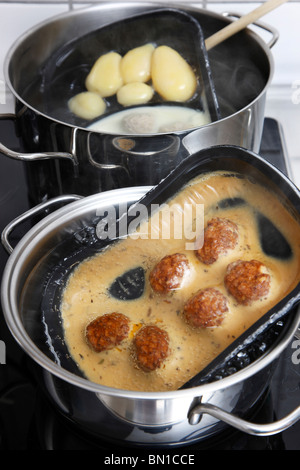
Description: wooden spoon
xmin=205 ymin=0 xmax=288 ymax=51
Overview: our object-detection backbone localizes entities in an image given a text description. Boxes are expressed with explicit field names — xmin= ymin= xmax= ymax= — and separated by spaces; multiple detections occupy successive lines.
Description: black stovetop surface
xmin=0 ymin=117 xmax=299 ymax=452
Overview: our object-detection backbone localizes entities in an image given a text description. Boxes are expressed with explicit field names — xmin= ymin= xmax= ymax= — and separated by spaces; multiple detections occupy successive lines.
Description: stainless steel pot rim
xmin=2 ymin=186 xmax=299 ymax=401
xmin=3 ymin=1 xmax=274 ymax=136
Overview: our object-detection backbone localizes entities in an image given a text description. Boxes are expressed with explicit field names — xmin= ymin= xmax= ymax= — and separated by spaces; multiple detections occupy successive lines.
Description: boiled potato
xmin=68 ymin=91 xmax=106 ymax=120
xmin=86 ymin=52 xmax=123 ymax=97
xmin=117 ymin=82 xmax=154 ymax=106
xmin=120 ymin=43 xmax=155 ymax=84
xmin=151 ymin=46 xmax=197 ymax=102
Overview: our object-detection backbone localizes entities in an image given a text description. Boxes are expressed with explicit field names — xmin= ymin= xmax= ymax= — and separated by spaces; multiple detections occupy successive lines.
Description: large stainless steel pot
xmin=0 ymin=2 xmax=277 ymax=205
xmin=2 ymin=151 xmax=300 ymax=446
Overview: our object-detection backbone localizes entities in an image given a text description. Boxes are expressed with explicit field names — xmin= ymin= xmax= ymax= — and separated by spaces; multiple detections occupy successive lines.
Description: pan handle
xmin=1 ymin=194 xmax=83 ymax=254
xmin=221 ymin=12 xmax=279 ymax=48
xmin=188 ymin=402 xmax=300 ymax=436
xmin=0 ymin=113 xmax=77 ymax=164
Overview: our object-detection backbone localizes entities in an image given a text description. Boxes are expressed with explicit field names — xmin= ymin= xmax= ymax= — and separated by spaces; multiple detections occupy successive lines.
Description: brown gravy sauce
xmin=61 ymin=172 xmax=300 ymax=392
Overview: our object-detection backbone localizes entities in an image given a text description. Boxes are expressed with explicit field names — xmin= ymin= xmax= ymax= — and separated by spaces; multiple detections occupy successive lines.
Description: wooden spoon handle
xmin=205 ymin=0 xmax=289 ymax=51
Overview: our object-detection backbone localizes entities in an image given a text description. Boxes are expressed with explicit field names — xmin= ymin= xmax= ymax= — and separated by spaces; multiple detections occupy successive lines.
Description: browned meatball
xmin=133 ymin=325 xmax=170 ymax=372
xmin=224 ymin=259 xmax=271 ymax=305
xmin=195 ymin=217 xmax=239 ymax=265
xmin=86 ymin=313 xmax=130 ymax=352
xmin=149 ymin=253 xmax=190 ymax=294
xmin=183 ymin=287 xmax=229 ymax=328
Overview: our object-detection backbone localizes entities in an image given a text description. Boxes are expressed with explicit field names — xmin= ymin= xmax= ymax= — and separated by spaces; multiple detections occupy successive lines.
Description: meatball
xmin=224 ymin=259 xmax=271 ymax=305
xmin=149 ymin=253 xmax=190 ymax=294
xmin=133 ymin=325 xmax=170 ymax=372
xmin=85 ymin=312 xmax=130 ymax=352
xmin=122 ymin=112 xmax=155 ymax=134
xmin=195 ymin=217 xmax=239 ymax=265
xmin=183 ymin=287 xmax=229 ymax=328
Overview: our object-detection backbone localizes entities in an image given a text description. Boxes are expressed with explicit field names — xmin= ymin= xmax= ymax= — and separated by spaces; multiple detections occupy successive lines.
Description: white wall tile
xmin=0 ymin=2 xmax=68 ymax=110
xmin=265 ymin=89 xmax=300 ymax=161
xmin=0 ymin=3 xmax=68 ymax=58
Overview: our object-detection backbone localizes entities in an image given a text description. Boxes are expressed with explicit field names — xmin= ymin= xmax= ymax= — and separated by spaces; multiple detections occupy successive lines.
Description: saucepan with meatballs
xmin=0 ymin=2 xmax=276 ymax=205
xmin=2 ymin=145 xmax=300 ymax=445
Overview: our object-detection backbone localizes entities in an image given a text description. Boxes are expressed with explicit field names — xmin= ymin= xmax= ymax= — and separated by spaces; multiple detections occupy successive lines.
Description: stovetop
xmin=0 ymin=117 xmax=299 ymax=452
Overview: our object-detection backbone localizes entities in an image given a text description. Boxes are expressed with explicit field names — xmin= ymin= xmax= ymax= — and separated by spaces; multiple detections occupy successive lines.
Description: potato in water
xmin=117 ymin=82 xmax=154 ymax=106
xmin=69 ymin=43 xmax=198 ymax=120
xmin=68 ymin=91 xmax=106 ymax=120
xmin=85 ymin=51 xmax=123 ymax=97
xmin=120 ymin=43 xmax=155 ymax=84
xmin=151 ymin=45 xmax=197 ymax=102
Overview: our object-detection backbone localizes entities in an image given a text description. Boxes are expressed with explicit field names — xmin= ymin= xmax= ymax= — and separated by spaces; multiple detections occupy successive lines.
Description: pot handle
xmin=1 ymin=194 xmax=83 ymax=254
xmin=188 ymin=402 xmax=300 ymax=436
xmin=221 ymin=12 xmax=279 ymax=48
xmin=0 ymin=113 xmax=77 ymax=164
